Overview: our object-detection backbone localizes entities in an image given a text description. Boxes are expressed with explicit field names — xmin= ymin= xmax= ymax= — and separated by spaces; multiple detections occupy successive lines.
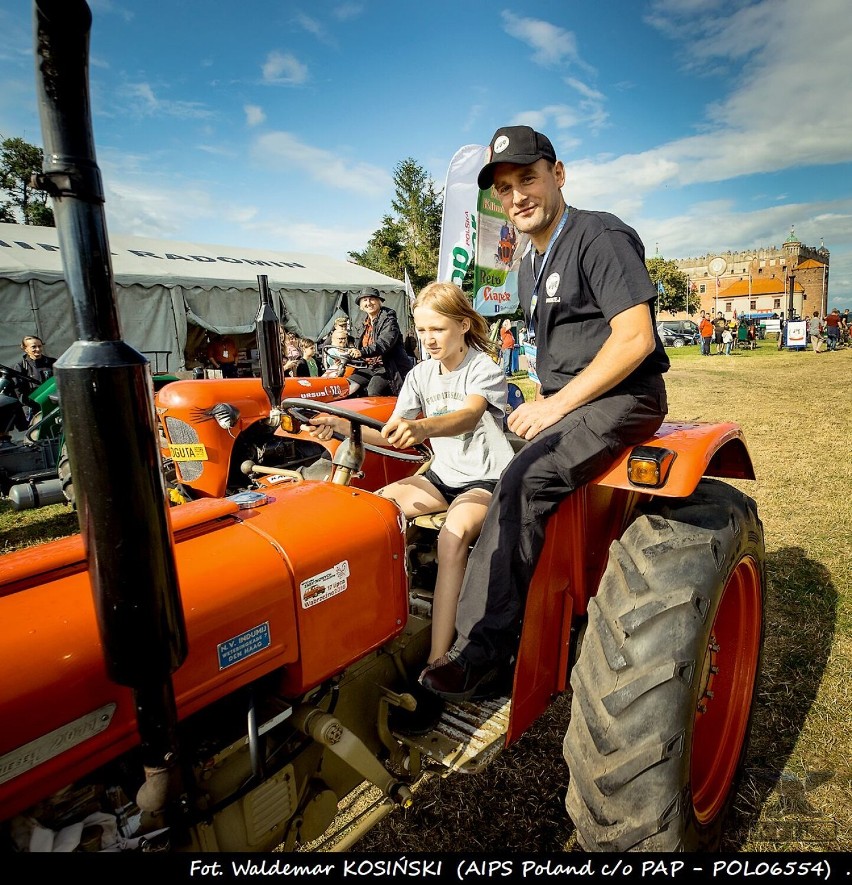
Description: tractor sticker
xmin=300 ymin=560 xmax=350 ymax=609
xmin=217 ymin=621 xmax=271 ymax=670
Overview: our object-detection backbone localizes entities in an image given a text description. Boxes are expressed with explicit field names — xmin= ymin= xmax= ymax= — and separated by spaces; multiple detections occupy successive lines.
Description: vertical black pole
xmin=33 ymin=0 xmax=187 ymax=812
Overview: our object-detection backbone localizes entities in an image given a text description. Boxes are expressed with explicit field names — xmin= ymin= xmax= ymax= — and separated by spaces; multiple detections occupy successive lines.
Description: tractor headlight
xmin=210 ymin=402 xmax=240 ymax=429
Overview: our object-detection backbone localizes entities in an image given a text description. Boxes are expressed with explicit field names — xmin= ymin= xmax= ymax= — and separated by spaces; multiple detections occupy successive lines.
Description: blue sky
xmin=2 ymin=0 xmax=851 ymax=309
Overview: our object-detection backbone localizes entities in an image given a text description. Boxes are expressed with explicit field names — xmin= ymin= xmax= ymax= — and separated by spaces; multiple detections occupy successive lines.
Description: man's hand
xmin=507 ymin=398 xmax=568 ymax=440
xmin=509 ymin=303 xmax=657 ymax=441
xmin=381 ymin=415 xmax=425 ymax=449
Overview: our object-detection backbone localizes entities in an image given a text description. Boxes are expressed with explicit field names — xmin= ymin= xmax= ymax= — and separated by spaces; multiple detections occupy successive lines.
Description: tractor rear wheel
xmin=563 ymin=479 xmax=765 ymax=850
xmin=58 ymin=442 xmax=75 ymax=509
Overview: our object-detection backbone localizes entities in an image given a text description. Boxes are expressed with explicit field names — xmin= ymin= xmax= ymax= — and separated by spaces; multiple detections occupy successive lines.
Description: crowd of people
xmin=806 ymin=307 xmax=849 ymax=353
xmin=273 ymin=287 xmax=416 ymax=396
xmin=697 ymin=308 xmax=852 ymax=356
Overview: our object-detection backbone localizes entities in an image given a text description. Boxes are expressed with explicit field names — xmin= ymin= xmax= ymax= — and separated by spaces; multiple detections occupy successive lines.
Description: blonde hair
xmin=414 ymin=282 xmax=496 ymax=356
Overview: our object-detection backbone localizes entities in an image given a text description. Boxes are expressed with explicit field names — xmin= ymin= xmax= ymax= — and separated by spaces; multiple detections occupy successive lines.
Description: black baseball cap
xmin=477 ymin=126 xmax=557 ymax=190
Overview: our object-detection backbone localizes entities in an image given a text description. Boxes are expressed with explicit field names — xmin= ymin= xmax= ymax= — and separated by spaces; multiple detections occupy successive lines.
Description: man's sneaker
xmin=418 ymin=648 xmax=501 ymax=702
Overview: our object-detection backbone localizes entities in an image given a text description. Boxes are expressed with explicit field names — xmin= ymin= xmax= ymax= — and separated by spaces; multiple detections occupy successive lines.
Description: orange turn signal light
xmin=279 ymin=413 xmax=296 ymax=433
xmin=627 ymin=446 xmax=675 ymax=488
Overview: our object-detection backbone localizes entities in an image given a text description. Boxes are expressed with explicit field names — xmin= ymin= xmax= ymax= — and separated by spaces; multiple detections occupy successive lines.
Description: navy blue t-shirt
xmin=519 ymin=207 xmax=669 ymax=397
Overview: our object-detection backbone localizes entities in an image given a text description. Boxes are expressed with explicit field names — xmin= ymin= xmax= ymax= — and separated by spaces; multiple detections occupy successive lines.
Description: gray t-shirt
xmin=393 ymin=347 xmax=515 ymax=487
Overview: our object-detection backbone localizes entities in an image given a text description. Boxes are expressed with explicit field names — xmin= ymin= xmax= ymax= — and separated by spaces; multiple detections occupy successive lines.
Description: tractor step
xmin=297 ymin=698 xmax=512 ymax=852
xmin=399 ymin=695 xmax=511 ymax=774
xmin=296 ymin=781 xmax=394 ymax=853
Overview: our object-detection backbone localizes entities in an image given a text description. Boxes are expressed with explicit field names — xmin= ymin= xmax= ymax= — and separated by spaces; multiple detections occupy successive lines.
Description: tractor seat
xmin=412 ymin=512 xmax=447 ymax=530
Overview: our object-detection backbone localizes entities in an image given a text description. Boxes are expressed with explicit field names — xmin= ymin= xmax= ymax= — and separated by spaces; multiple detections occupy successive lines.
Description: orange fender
xmin=591 ymin=421 xmax=756 ymax=498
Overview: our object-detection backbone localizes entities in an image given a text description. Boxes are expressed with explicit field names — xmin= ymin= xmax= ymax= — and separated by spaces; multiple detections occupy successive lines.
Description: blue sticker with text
xmin=218 ymin=622 xmax=271 ymax=670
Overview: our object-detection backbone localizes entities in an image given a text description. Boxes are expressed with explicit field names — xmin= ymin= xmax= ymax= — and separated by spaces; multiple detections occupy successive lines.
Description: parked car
xmin=657 ymin=324 xmax=700 ymax=347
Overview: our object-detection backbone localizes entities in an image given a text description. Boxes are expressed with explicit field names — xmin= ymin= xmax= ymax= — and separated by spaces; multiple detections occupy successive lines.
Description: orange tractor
xmin=0 ymin=0 xmax=766 ymax=854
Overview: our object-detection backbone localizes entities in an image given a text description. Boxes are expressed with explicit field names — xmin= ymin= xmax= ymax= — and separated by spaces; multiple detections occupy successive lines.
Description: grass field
xmin=1 ymin=338 xmax=850 ymax=851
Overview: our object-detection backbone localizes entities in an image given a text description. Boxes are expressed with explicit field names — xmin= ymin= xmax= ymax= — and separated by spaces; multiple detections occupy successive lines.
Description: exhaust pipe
xmin=255 ymin=274 xmax=284 ymax=411
xmin=32 ymin=0 xmax=187 ymax=812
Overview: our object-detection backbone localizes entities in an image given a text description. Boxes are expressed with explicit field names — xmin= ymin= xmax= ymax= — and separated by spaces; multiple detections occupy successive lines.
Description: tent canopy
xmin=0 ymin=223 xmax=410 ymax=370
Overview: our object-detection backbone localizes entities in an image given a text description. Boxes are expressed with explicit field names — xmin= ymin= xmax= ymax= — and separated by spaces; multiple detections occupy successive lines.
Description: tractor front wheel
xmin=564 ymin=479 xmax=765 ymax=850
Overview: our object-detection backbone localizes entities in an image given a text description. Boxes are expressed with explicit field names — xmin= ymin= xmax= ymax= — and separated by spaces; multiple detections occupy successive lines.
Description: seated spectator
xmin=348 ymin=288 xmax=414 ymax=396
xmin=293 ymin=339 xmax=321 ymax=377
xmin=281 ymin=330 xmax=303 ymax=376
xmin=322 ymin=329 xmax=370 ymax=396
xmin=12 ymin=335 xmax=57 ymax=423
xmin=320 ymin=316 xmax=353 ymax=350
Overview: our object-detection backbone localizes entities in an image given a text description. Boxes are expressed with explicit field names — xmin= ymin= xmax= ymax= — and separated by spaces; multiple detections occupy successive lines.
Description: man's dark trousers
xmin=454 ymin=376 xmax=668 ymax=668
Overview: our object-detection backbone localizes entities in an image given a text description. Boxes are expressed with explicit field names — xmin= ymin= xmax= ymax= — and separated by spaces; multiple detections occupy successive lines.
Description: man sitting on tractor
xmin=420 ymin=126 xmax=670 ymax=701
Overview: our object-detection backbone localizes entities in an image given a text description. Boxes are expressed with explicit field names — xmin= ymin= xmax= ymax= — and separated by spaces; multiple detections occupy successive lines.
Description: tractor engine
xmin=0 ymin=484 xmax=415 ymax=852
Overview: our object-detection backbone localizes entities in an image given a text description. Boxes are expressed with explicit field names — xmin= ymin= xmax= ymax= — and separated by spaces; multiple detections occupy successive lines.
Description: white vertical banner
xmin=437 ymin=144 xmax=487 ymax=286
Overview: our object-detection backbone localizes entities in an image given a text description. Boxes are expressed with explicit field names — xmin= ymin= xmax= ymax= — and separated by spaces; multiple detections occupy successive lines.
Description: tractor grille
xmin=164 ymin=416 xmax=204 ymax=481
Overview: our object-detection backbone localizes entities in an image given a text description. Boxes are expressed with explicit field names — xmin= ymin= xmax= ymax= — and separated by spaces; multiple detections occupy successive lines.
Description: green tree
xmin=646 ymin=255 xmax=695 ymax=315
xmin=0 ymin=135 xmax=55 ymax=226
xmin=349 ymin=158 xmax=442 ymax=291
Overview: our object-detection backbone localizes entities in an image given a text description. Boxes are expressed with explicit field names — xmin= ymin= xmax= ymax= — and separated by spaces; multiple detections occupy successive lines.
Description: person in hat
xmin=420 ymin=125 xmax=670 ymax=702
xmin=348 ymin=287 xmax=414 ymax=396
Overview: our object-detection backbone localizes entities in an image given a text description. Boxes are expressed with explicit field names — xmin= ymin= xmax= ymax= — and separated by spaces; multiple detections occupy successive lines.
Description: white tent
xmin=0 ymin=223 xmax=410 ymax=371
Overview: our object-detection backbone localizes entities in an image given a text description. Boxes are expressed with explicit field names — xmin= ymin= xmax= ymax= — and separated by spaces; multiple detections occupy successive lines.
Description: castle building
xmin=673 ymin=228 xmax=829 ymax=320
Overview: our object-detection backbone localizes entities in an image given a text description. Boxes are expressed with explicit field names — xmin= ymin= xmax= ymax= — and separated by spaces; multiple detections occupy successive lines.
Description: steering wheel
xmin=318 ymin=344 xmax=368 ymax=371
xmin=0 ymin=362 xmax=42 ymax=388
xmin=279 ymin=397 xmax=431 ymax=463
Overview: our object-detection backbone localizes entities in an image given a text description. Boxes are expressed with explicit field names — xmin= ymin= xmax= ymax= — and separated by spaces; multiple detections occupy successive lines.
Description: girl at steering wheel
xmin=308 ymin=282 xmax=515 ymax=710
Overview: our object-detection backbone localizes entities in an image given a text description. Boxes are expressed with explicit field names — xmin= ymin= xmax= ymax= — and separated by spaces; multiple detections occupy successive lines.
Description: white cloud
xmin=333 ymin=4 xmax=362 ymax=22
xmin=244 ymin=104 xmax=266 ymax=127
xmin=295 ymin=13 xmax=334 ymax=45
xmin=500 ymin=11 xmax=585 ymax=69
xmin=251 ymin=131 xmax=392 ymax=197
xmin=566 ymin=78 xmax=604 ymax=103
xmin=102 ymin=172 xmax=258 ymax=241
xmin=262 ymin=51 xmax=308 ymax=86
xmin=122 ymin=82 xmax=214 ymax=119
xmin=554 ymin=0 xmax=852 ymax=300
